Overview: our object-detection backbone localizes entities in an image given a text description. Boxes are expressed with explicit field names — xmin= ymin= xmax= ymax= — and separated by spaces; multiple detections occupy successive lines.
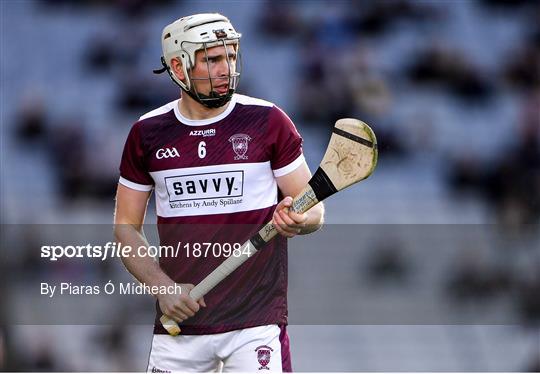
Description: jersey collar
xmin=174 ymin=94 xmax=237 ymax=126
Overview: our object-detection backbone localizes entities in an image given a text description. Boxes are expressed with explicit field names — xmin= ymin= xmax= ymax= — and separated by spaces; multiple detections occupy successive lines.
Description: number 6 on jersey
xmin=198 ymin=141 xmax=206 ymax=158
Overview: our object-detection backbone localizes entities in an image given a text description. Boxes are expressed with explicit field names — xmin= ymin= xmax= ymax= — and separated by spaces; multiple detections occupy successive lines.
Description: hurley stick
xmin=160 ymin=118 xmax=378 ymax=335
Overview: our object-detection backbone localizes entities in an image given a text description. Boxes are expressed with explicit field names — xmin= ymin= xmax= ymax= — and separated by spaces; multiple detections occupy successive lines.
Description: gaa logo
xmin=229 ymin=134 xmax=251 ymax=160
xmin=255 ymin=345 xmax=273 ymax=370
xmin=156 ymin=147 xmax=180 ymax=159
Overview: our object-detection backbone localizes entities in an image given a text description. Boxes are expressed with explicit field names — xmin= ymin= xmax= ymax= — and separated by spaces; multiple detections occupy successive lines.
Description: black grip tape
xmin=333 ymin=127 xmax=374 ymax=148
xmin=250 ymin=233 xmax=266 ymax=250
xmin=308 ymin=167 xmax=338 ymax=202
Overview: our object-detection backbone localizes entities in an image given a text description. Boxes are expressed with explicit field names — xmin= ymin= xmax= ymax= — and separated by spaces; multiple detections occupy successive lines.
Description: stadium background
xmin=0 ymin=0 xmax=539 ymax=371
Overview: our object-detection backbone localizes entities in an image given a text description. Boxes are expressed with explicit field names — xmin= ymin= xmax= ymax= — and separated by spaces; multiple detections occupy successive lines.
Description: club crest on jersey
xmin=255 ymin=345 xmax=273 ymax=370
xmin=156 ymin=147 xmax=180 ymax=159
xmin=189 ymin=129 xmax=215 ymax=137
xmin=229 ymin=134 xmax=252 ymax=160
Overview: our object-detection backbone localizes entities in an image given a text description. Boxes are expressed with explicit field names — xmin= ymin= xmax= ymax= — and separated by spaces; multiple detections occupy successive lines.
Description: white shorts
xmin=147 ymin=324 xmax=292 ymax=372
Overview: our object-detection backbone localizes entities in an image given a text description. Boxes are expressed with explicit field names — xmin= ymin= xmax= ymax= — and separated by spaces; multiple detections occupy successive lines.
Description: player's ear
xmin=170 ymin=57 xmax=186 ymax=81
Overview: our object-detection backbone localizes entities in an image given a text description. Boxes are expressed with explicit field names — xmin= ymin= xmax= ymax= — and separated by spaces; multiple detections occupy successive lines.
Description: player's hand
xmin=273 ymin=196 xmax=308 ymax=238
xmin=158 ymin=283 xmax=206 ymax=323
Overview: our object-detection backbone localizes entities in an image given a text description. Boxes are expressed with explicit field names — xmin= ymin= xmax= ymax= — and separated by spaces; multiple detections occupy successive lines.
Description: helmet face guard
xmin=183 ymin=39 xmax=242 ymax=108
xmin=154 ymin=13 xmax=242 ymax=108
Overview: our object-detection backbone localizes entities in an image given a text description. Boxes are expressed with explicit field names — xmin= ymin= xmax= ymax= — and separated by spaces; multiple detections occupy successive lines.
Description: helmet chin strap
xmin=185 ymin=88 xmax=234 ymax=108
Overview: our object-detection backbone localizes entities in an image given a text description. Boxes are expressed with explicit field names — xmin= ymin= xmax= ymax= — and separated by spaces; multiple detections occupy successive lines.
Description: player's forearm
xmin=299 ymin=202 xmax=324 ymax=235
xmin=114 ymin=224 xmax=175 ymax=289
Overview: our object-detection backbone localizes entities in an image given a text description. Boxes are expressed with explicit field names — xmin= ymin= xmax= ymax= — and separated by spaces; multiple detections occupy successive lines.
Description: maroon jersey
xmin=119 ymin=94 xmax=304 ymax=334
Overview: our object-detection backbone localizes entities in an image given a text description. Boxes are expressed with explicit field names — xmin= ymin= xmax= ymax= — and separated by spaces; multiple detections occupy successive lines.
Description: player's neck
xmin=178 ymin=93 xmax=230 ymax=120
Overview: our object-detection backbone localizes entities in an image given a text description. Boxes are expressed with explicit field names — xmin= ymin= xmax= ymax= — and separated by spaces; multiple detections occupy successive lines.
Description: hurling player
xmin=114 ymin=13 xmax=324 ymax=372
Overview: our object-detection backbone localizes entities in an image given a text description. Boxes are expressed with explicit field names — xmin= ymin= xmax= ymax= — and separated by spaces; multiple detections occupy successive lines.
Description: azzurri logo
xmin=189 ymin=129 xmax=216 ymax=137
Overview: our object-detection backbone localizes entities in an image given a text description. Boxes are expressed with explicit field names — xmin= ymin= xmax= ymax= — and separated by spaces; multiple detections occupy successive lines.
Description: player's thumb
xmin=198 ymin=297 xmax=207 ymax=308
xmin=277 ymin=196 xmax=293 ymax=209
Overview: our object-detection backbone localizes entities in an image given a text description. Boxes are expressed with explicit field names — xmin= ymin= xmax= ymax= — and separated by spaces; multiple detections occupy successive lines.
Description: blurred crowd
xmin=12 ymin=0 xmax=539 ymax=223
xmin=258 ymin=0 xmax=540 ymax=226
xmin=10 ymin=0 xmax=540 ymax=224
xmin=2 ymin=0 xmax=539 ymax=371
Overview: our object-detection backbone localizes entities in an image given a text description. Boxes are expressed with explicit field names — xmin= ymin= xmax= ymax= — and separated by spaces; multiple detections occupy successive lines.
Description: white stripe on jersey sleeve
xmin=234 ymin=94 xmax=274 ymax=107
xmin=272 ymin=154 xmax=305 ymax=177
xmin=139 ymin=100 xmax=178 ymax=120
xmin=119 ymin=176 xmax=154 ymax=192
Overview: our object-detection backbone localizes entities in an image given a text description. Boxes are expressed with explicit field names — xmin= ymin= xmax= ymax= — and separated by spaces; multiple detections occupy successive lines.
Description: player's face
xmin=190 ymin=44 xmax=238 ymax=96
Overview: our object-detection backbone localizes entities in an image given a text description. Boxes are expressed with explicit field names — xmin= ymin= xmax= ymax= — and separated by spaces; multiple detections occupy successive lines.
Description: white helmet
xmin=154 ymin=13 xmax=242 ymax=108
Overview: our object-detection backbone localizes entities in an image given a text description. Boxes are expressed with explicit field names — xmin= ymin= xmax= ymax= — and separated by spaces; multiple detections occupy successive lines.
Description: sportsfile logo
xmin=156 ymin=147 xmax=180 ymax=159
xmin=189 ymin=129 xmax=216 ymax=137
xmin=165 ymin=171 xmax=243 ymax=202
